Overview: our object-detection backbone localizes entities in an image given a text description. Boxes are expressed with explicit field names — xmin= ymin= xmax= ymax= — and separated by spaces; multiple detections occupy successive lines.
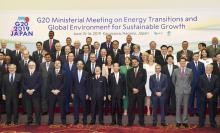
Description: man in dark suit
xmin=51 ymin=42 xmax=62 ymax=62
xmin=91 ymin=41 xmax=101 ymax=59
xmin=157 ymin=45 xmax=168 ymax=66
xmin=62 ymin=52 xmax=76 ymax=114
xmin=39 ymin=53 xmax=54 ymax=114
xmin=32 ymin=42 xmax=43 ymax=70
xmin=150 ymin=64 xmax=168 ymax=126
xmin=77 ymin=45 xmax=90 ymax=65
xmin=85 ymin=53 xmax=98 ymax=77
xmin=2 ymin=64 xmax=22 ymax=125
xmin=118 ymin=46 xmax=134 ymax=66
xmin=187 ymin=53 xmax=205 ymax=116
xmin=43 ymin=31 xmax=59 ymax=53
xmin=177 ymin=41 xmax=193 ymax=62
xmin=97 ymin=49 xmax=108 ymax=66
xmin=146 ymin=41 xmax=162 ymax=64
xmin=11 ymin=42 xmax=22 ymax=66
xmin=112 ymin=40 xmax=121 ymax=63
xmin=121 ymin=35 xmax=135 ymax=54
xmin=23 ymin=61 xmax=41 ymax=125
xmin=17 ymin=50 xmax=32 ymax=74
xmin=101 ymin=34 xmax=113 ymax=55
xmin=0 ymin=40 xmax=12 ymax=57
xmin=71 ymin=60 xmax=89 ymax=125
xmin=198 ymin=64 xmax=219 ymax=128
xmin=127 ymin=57 xmax=147 ymax=126
xmin=60 ymin=45 xmax=71 ymax=65
xmin=61 ymin=37 xmax=74 ymax=55
xmin=48 ymin=60 xmax=66 ymax=125
xmin=84 ymin=36 xmax=95 ymax=52
xmin=89 ymin=66 xmax=107 ymax=125
xmin=108 ymin=63 xmax=126 ymax=126
xmin=161 ymin=55 xmax=178 ymax=115
xmin=73 ymin=40 xmax=82 ymax=59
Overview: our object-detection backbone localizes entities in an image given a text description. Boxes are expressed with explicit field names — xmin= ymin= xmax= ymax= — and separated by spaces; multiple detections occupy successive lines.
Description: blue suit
xmin=62 ymin=62 xmax=76 ymax=113
xmin=150 ymin=73 xmax=168 ymax=124
xmin=187 ymin=61 xmax=205 ymax=114
xmin=71 ymin=70 xmax=89 ymax=123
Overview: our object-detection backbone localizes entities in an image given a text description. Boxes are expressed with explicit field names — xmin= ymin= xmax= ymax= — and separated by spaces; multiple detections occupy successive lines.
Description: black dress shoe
xmin=26 ymin=122 xmax=33 ymax=125
xmin=152 ymin=123 xmax=157 ymax=126
xmin=99 ymin=122 xmax=104 ymax=125
xmin=176 ymin=123 xmax=181 ymax=127
xmin=211 ymin=124 xmax=217 ymax=128
xmin=14 ymin=122 xmax=18 ymax=125
xmin=48 ymin=122 xmax=53 ymax=126
xmin=198 ymin=124 xmax=204 ymax=128
xmin=183 ymin=123 xmax=189 ymax=128
xmin=118 ymin=122 xmax=122 ymax=126
xmin=89 ymin=122 xmax=95 ymax=125
xmin=6 ymin=122 xmax=11 ymax=125
xmin=127 ymin=123 xmax=133 ymax=127
xmin=195 ymin=113 xmax=199 ymax=116
xmin=111 ymin=122 xmax=116 ymax=125
xmin=161 ymin=123 xmax=168 ymax=126
xmin=42 ymin=112 xmax=48 ymax=115
xmin=83 ymin=121 xmax=87 ymax=125
xmin=74 ymin=121 xmax=79 ymax=125
xmin=140 ymin=123 xmax=145 ymax=127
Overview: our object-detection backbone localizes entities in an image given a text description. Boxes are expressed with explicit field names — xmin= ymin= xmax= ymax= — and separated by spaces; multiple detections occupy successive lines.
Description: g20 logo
xmin=11 ymin=16 xmax=33 ymax=36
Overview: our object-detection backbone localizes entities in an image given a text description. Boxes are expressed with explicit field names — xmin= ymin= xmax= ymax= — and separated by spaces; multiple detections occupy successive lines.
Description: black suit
xmin=43 ymin=39 xmax=59 ymax=53
xmin=11 ymin=50 xmax=22 ymax=66
xmin=17 ymin=60 xmax=32 ymax=74
xmin=72 ymin=48 xmax=83 ymax=59
xmin=48 ymin=69 xmax=66 ymax=125
xmin=97 ymin=56 xmax=107 ymax=66
xmin=198 ymin=74 xmax=219 ymax=127
xmin=112 ymin=49 xmax=121 ymax=63
xmin=2 ymin=73 xmax=22 ymax=124
xmin=127 ymin=67 xmax=147 ymax=125
xmin=161 ymin=64 xmax=178 ymax=114
xmin=61 ymin=45 xmax=74 ymax=55
xmin=22 ymin=71 xmax=41 ymax=124
xmin=77 ymin=53 xmax=90 ymax=65
xmin=0 ymin=48 xmax=12 ymax=57
xmin=118 ymin=54 xmax=134 ymax=66
xmin=32 ymin=51 xmax=43 ymax=70
xmin=101 ymin=42 xmax=113 ymax=55
xmin=177 ymin=50 xmax=193 ymax=62
xmin=121 ymin=43 xmax=135 ymax=54
xmin=89 ymin=75 xmax=107 ymax=124
xmin=146 ymin=49 xmax=162 ymax=64
xmin=108 ymin=73 xmax=126 ymax=124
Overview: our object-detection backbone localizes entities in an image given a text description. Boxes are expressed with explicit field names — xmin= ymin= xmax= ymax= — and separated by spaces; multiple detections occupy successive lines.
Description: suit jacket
xmin=121 ymin=43 xmax=135 ymax=54
xmin=149 ymin=73 xmax=168 ymax=97
xmin=72 ymin=70 xmax=89 ymax=96
xmin=11 ymin=50 xmax=22 ymax=66
xmin=187 ymin=61 xmax=205 ymax=87
xmin=43 ymin=39 xmax=59 ymax=53
xmin=89 ymin=75 xmax=107 ymax=99
xmin=39 ymin=62 xmax=54 ymax=79
xmin=127 ymin=67 xmax=147 ymax=97
xmin=85 ymin=61 xmax=99 ymax=77
xmin=111 ymin=49 xmax=121 ymax=63
xmin=32 ymin=50 xmax=43 ymax=70
xmin=199 ymin=74 xmax=219 ymax=97
xmin=100 ymin=42 xmax=113 ymax=55
xmin=77 ymin=53 xmax=90 ymax=64
xmin=108 ymin=73 xmax=126 ymax=98
xmin=0 ymin=48 xmax=12 ymax=57
xmin=177 ymin=50 xmax=193 ymax=62
xmin=206 ymin=45 xmax=220 ymax=58
xmin=118 ymin=54 xmax=134 ymax=66
xmin=172 ymin=68 xmax=193 ymax=94
xmin=72 ymin=47 xmax=83 ymax=58
xmin=146 ymin=49 xmax=161 ymax=57
xmin=62 ymin=62 xmax=76 ymax=90
xmin=2 ymin=73 xmax=22 ymax=98
xmin=17 ymin=59 xmax=32 ymax=73
xmin=61 ymin=45 xmax=74 ymax=55
xmin=212 ymin=62 xmax=220 ymax=79
xmin=97 ymin=56 xmax=107 ymax=66
xmin=48 ymin=69 xmax=65 ymax=95
xmin=22 ymin=70 xmax=41 ymax=97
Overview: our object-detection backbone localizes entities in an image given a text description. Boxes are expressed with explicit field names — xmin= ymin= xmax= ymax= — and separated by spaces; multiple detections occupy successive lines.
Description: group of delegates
xmin=0 ymin=31 xmax=219 ymax=128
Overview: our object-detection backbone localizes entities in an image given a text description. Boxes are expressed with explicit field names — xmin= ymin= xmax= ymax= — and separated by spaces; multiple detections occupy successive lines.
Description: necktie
xmin=96 ymin=75 xmax=99 ymax=79
xmin=84 ymin=55 xmax=87 ymax=63
xmin=69 ymin=63 xmax=72 ymax=70
xmin=75 ymin=49 xmax=78 ymax=56
xmin=195 ymin=61 xmax=198 ymax=70
xmin=102 ymin=57 xmax=105 ymax=63
xmin=152 ymin=50 xmax=155 ymax=56
xmin=46 ymin=62 xmax=49 ymax=71
xmin=16 ymin=50 xmax=19 ymax=56
xmin=10 ymin=74 xmax=14 ymax=83
xmin=134 ymin=68 xmax=138 ymax=78
xmin=218 ymin=63 xmax=220 ymax=72
xmin=92 ymin=63 xmax=95 ymax=73
xmin=115 ymin=73 xmax=118 ymax=84
xmin=181 ymin=69 xmax=185 ymax=78
xmin=78 ymin=70 xmax=82 ymax=82
xmin=156 ymin=74 xmax=160 ymax=82
xmin=49 ymin=39 xmax=53 ymax=49
xmin=208 ymin=74 xmax=211 ymax=82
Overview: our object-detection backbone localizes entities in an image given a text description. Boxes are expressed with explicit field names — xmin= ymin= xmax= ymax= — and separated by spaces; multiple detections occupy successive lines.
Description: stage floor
xmin=0 ymin=114 xmax=219 ymax=133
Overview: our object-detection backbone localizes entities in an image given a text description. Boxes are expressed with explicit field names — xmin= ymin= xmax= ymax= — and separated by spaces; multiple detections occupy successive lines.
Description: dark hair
xmin=68 ymin=52 xmax=74 ymax=56
xmin=86 ymin=36 xmax=92 ymax=40
xmin=198 ymin=42 xmax=206 ymax=48
xmin=112 ymin=40 xmax=119 ymax=44
xmin=36 ymin=41 xmax=42 ymax=46
xmin=0 ymin=52 xmax=5 ymax=56
xmin=201 ymin=49 xmax=209 ymax=58
xmin=82 ymin=45 xmax=90 ymax=50
xmin=45 ymin=53 xmax=51 ymax=57
xmin=193 ymin=52 xmax=199 ymax=56
xmin=160 ymin=45 xmax=167 ymax=49
xmin=167 ymin=46 xmax=174 ymax=50
xmin=182 ymin=41 xmax=188 ymax=44
xmin=131 ymin=57 xmax=139 ymax=62
xmin=166 ymin=55 xmax=174 ymax=60
xmin=180 ymin=57 xmax=187 ymax=61
xmin=49 ymin=31 xmax=54 ymax=34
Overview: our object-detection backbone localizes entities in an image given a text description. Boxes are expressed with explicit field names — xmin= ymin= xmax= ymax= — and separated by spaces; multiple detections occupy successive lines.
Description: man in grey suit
xmin=206 ymin=37 xmax=220 ymax=60
xmin=39 ymin=53 xmax=54 ymax=114
xmin=172 ymin=57 xmax=193 ymax=128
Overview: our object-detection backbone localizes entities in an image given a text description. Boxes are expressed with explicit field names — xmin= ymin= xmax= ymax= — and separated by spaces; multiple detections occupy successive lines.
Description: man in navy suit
xmin=43 ymin=31 xmax=59 ymax=53
xmin=101 ymin=34 xmax=113 ymax=55
xmin=108 ymin=63 xmax=126 ymax=126
xmin=23 ymin=61 xmax=41 ymax=125
xmin=118 ymin=46 xmax=134 ymax=66
xmin=121 ymin=35 xmax=135 ymax=54
xmin=2 ymin=64 xmax=22 ymax=125
xmin=77 ymin=45 xmax=90 ymax=65
xmin=62 ymin=52 xmax=76 ymax=114
xmin=89 ymin=66 xmax=107 ymax=125
xmin=71 ymin=60 xmax=89 ymax=125
xmin=150 ymin=64 xmax=168 ymax=126
xmin=47 ymin=60 xmax=66 ymax=125
xmin=198 ymin=64 xmax=219 ymax=128
xmin=187 ymin=53 xmax=205 ymax=116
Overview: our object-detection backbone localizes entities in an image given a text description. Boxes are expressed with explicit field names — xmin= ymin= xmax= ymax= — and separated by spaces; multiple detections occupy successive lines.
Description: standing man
xmin=101 ymin=34 xmax=113 ymax=55
xmin=62 ymin=52 xmax=76 ymax=114
xmin=39 ymin=53 xmax=54 ymax=114
xmin=2 ymin=64 xmax=22 ymax=125
xmin=43 ymin=31 xmax=59 ymax=53
xmin=150 ymin=64 xmax=168 ymax=126
xmin=172 ymin=57 xmax=193 ymax=128
xmin=187 ymin=53 xmax=205 ymax=116
xmin=89 ymin=66 xmax=107 ymax=125
xmin=177 ymin=41 xmax=193 ymax=62
xmin=48 ymin=60 xmax=66 ymax=125
xmin=71 ymin=60 xmax=89 ymax=125
xmin=32 ymin=42 xmax=43 ymax=70
xmin=23 ymin=61 xmax=41 ymax=125
xmin=198 ymin=64 xmax=219 ymax=128
xmin=206 ymin=37 xmax=220 ymax=60
xmin=127 ymin=58 xmax=147 ymax=126
xmin=161 ymin=55 xmax=178 ymax=115
xmin=108 ymin=63 xmax=126 ymax=126
xmin=121 ymin=35 xmax=135 ymax=54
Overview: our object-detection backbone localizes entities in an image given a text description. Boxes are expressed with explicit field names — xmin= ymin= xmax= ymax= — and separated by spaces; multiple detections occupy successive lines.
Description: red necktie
xmin=49 ymin=39 xmax=53 ymax=49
